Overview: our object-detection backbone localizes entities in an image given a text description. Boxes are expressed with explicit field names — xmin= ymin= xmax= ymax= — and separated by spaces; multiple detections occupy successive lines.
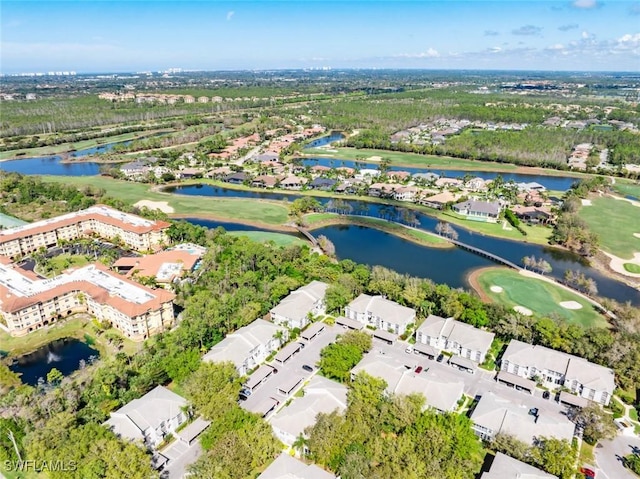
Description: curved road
xmin=595 ymin=434 xmax=640 ymax=479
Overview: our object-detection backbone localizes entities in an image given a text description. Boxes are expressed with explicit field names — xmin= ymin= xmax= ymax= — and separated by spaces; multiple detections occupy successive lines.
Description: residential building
xmin=270 ymin=376 xmax=347 ymax=446
xmin=419 ymin=191 xmax=462 ymax=209
xmin=104 ymin=386 xmax=189 ymax=448
xmin=500 ymin=340 xmax=615 ymax=406
xmin=471 ymin=392 xmax=575 ymax=444
xmin=392 ymin=186 xmax=418 ymax=202
xmin=309 ymin=178 xmax=337 ymax=190
xmin=0 ymin=205 xmax=170 ymax=259
xmin=280 ymin=175 xmax=306 ymax=190
xmin=345 ymin=294 xmax=415 ymax=335
xmin=0 ymin=259 xmax=175 ymax=340
xmin=112 ymin=245 xmax=204 ymax=287
xmin=252 ymin=175 xmax=279 ymax=188
xmin=270 ymin=281 xmax=328 ymax=329
xmin=481 ymin=453 xmax=558 ymax=479
xmin=351 ymin=351 xmax=464 ymax=413
xmin=258 ymin=452 xmax=336 ymax=479
xmin=203 ymin=318 xmax=287 ymax=376
xmin=452 ymin=200 xmax=502 ymax=223
xmin=415 ymin=315 xmax=495 ymax=363
xmin=224 ymin=172 xmax=249 ymax=184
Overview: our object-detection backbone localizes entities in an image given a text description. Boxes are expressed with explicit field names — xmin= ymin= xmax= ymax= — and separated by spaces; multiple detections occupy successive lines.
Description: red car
xmin=579 ymin=467 xmax=596 ymax=479
xmin=415 ymin=366 xmax=423 ymax=374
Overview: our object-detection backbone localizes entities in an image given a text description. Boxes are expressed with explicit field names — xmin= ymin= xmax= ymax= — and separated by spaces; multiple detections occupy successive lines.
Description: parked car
xmin=302 ymin=364 xmax=314 ymax=372
xmin=542 ymin=391 xmax=550 ymax=400
xmin=239 ymin=392 xmax=249 ymax=401
xmin=436 ymin=354 xmax=444 ymax=363
xmin=405 ymin=345 xmax=414 ymax=354
xmin=579 ymin=466 xmax=596 ymax=479
xmin=415 ymin=366 xmax=423 ymax=374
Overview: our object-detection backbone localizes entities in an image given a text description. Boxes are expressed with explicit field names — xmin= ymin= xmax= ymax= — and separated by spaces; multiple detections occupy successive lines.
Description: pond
xmin=9 ymin=337 xmax=99 ymax=386
xmin=299 ymin=157 xmax=578 ymax=191
xmin=171 ymin=184 xmax=640 ymax=305
xmin=304 ymin=132 xmax=345 ymax=149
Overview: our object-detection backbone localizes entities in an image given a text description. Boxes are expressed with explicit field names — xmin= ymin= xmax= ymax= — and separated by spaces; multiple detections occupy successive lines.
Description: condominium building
xmin=0 ymin=258 xmax=175 ymax=341
xmin=344 ymin=294 xmax=415 ymax=335
xmin=0 ymin=205 xmax=171 ymax=259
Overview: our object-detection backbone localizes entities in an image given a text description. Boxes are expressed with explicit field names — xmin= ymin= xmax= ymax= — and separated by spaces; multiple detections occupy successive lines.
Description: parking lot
xmin=240 ymin=323 xmax=342 ymax=418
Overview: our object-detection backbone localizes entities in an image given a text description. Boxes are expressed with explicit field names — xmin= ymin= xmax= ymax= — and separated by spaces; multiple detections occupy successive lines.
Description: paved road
xmin=160 ymin=440 xmax=203 ymax=479
xmin=240 ymin=324 xmax=341 ymax=418
xmin=595 ymin=434 xmax=640 ymax=479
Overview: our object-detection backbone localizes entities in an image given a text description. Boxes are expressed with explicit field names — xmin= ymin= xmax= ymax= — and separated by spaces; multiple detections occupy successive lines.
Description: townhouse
xmin=344 ymin=294 xmax=415 ymax=336
xmin=270 ymin=281 xmax=328 ymax=329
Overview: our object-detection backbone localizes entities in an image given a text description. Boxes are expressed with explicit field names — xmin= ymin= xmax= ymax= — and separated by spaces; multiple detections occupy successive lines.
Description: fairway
xmin=42 ymin=176 xmax=290 ymax=225
xmin=472 ymin=267 xmax=607 ymax=328
xmin=578 ymin=196 xmax=640 ymax=259
xmin=228 ymin=231 xmax=307 ymax=247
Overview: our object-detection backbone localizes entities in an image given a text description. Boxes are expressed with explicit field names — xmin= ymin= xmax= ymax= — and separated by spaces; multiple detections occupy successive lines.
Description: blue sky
xmin=1 ymin=0 xmax=639 ymax=73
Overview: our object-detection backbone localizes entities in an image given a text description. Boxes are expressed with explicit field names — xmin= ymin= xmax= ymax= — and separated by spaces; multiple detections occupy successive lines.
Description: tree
xmin=531 ymin=437 xmax=576 ymax=479
xmin=46 ymin=368 xmax=64 ymax=386
xmin=570 ymin=403 xmax=617 ymax=445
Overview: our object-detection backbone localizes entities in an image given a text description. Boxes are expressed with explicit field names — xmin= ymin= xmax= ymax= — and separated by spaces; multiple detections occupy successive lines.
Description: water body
xmin=304 ymin=132 xmax=345 ymax=149
xmin=0 ymin=133 xmax=167 ymax=176
xmin=300 ymin=157 xmax=578 ymax=191
xmin=9 ymin=338 xmax=99 ymax=386
xmin=171 ymin=184 xmax=640 ymax=305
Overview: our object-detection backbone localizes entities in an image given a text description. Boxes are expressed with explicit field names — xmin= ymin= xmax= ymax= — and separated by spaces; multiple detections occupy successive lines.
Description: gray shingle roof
xmin=270 ymin=281 xmax=328 ymax=323
xmin=258 ymin=452 xmax=336 ymax=479
xmin=347 ymin=294 xmax=415 ymax=327
xmin=482 ymin=452 xmax=558 ymax=479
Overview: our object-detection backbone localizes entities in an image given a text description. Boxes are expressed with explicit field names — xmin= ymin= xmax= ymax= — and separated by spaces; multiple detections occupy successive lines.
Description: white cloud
xmin=489 ymin=47 xmax=502 ymax=53
xmin=226 ymin=11 xmax=234 ymax=21
xmin=395 ymin=48 xmax=440 ymax=58
xmin=548 ymin=43 xmax=565 ymax=50
xmin=512 ymin=25 xmax=543 ymax=36
xmin=614 ymin=33 xmax=640 ymax=54
xmin=572 ymin=0 xmax=598 ymax=8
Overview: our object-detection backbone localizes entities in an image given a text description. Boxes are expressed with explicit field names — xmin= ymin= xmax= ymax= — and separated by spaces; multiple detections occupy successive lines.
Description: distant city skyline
xmin=1 ymin=0 xmax=639 ymax=73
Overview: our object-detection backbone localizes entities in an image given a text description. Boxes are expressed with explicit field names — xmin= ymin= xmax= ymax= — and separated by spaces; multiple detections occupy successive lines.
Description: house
xmin=270 ymin=281 xmax=328 ymax=329
xmin=393 ymin=186 xmax=418 ymax=202
xmin=224 ymin=172 xmax=250 ymax=184
xmin=205 ymin=166 xmax=232 ymax=179
xmin=258 ymin=452 xmax=336 ymax=479
xmin=464 ymin=177 xmax=487 ymax=191
xmin=481 ymin=452 xmax=558 ymax=479
xmin=435 ymin=177 xmax=463 ymax=188
xmin=120 ymin=160 xmax=150 ymax=179
xmin=511 ymin=205 xmax=555 ymax=225
xmin=253 ymin=153 xmax=280 ymax=163
xmin=280 ymin=175 xmax=306 ymax=190
xmin=419 ymin=191 xmax=461 ymax=210
xmin=202 ymin=318 xmax=287 ymax=376
xmin=452 ymin=200 xmax=501 ymax=223
xmin=309 ymin=178 xmax=337 ymax=190
xmin=368 ymin=183 xmax=394 ymax=197
xmin=415 ymin=315 xmax=494 ymax=363
xmin=351 ymin=351 xmax=464 ymax=413
xmin=177 ymin=167 xmax=203 ymax=179
xmin=311 ymin=165 xmax=332 ymax=174
xmin=470 ymin=392 xmax=575 ymax=444
xmin=104 ymin=386 xmax=188 ymax=448
xmin=344 ymin=294 xmax=415 ymax=335
xmin=270 ymin=376 xmax=347 ymax=447
xmin=412 ymin=172 xmax=440 ymax=183
xmin=252 ymin=175 xmax=279 ymax=188
xmin=500 ymin=340 xmax=615 ymax=406
xmin=387 ymin=171 xmax=411 ymax=182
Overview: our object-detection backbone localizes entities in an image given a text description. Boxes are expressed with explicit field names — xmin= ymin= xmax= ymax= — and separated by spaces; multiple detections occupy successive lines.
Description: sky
xmin=1 ymin=0 xmax=639 ymax=73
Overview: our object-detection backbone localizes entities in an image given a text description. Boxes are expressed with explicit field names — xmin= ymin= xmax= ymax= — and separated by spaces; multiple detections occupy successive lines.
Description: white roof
xmin=471 ymin=392 xmax=575 ymax=445
xmin=565 ymin=356 xmax=615 ymax=396
xmin=258 ymin=452 xmax=336 ymax=479
xmin=104 ymin=386 xmax=186 ymax=441
xmin=347 ymin=294 xmax=415 ymax=327
xmin=502 ymin=340 xmax=570 ymax=374
xmin=394 ymin=373 xmax=464 ymax=412
xmin=270 ymin=376 xmax=347 ymax=440
xmin=270 ymin=281 xmax=328 ymax=323
xmin=417 ymin=315 xmax=494 ymax=353
xmin=203 ymin=319 xmax=286 ymax=367
xmin=482 ymin=452 xmax=557 ymax=479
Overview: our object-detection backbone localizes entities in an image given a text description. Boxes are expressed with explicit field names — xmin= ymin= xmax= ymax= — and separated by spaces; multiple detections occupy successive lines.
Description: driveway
xmin=240 ymin=324 xmax=341 ymax=417
xmin=160 ymin=440 xmax=203 ymax=479
xmin=595 ymin=434 xmax=640 ymax=479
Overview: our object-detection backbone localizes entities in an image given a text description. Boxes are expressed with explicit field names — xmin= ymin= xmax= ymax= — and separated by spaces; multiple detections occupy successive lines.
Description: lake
xmin=299 ymin=157 xmax=578 ymax=191
xmin=170 ymin=184 xmax=640 ymax=305
xmin=304 ymin=132 xmax=345 ymax=149
xmin=9 ymin=337 xmax=99 ymax=386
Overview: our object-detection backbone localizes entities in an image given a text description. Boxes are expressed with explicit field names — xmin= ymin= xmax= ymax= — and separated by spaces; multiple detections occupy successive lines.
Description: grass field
xmin=42 ymin=176 xmax=290 ymax=225
xmin=613 ymin=180 xmax=640 ymax=200
xmin=228 ymin=231 xmax=307 ymax=247
xmin=578 ymin=197 xmax=640 ymax=259
xmin=42 ymin=253 xmax=90 ymax=276
xmin=624 ymin=263 xmax=640 ymax=273
xmin=473 ymin=267 xmax=607 ymax=328
xmin=305 ymin=213 xmax=450 ymax=246
xmin=0 ymin=130 xmax=169 ymax=161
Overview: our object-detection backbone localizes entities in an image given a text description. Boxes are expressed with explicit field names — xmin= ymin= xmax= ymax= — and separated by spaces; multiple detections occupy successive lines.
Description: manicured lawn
xmin=439 ymin=210 xmax=552 ymax=245
xmin=624 ymin=263 xmax=640 ymax=274
xmin=613 ymin=180 xmax=640 ymax=200
xmin=42 ymin=176 xmax=290 ymax=225
xmin=42 ymin=253 xmax=90 ymax=276
xmin=228 ymin=231 xmax=307 ymax=247
xmin=578 ymin=197 xmax=640 ymax=259
xmin=474 ymin=267 xmax=607 ymax=328
xmin=306 ymin=213 xmax=449 ymax=246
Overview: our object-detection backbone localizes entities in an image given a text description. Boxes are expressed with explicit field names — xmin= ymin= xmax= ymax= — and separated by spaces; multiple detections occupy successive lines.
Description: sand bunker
xmin=134 ymin=200 xmax=174 ymax=213
xmin=513 ymin=305 xmax=533 ymax=316
xmin=367 ymin=156 xmax=383 ymax=162
xmin=490 ymin=285 xmax=504 ymax=293
xmin=603 ymin=251 xmax=640 ymax=278
xmin=581 ymin=199 xmax=592 ymax=206
xmin=559 ymin=301 xmax=583 ymax=310
xmin=634 ymin=233 xmax=640 ymax=239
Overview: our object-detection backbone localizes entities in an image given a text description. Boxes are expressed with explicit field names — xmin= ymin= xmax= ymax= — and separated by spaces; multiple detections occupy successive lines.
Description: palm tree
xmin=292 ymin=433 xmax=308 ymax=457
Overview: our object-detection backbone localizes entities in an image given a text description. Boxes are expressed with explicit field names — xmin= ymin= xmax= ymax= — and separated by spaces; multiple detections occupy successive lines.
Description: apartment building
xmin=0 ymin=205 xmax=170 ymax=259
xmin=0 ymin=258 xmax=175 ymax=341
xmin=344 ymin=294 xmax=415 ymax=335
